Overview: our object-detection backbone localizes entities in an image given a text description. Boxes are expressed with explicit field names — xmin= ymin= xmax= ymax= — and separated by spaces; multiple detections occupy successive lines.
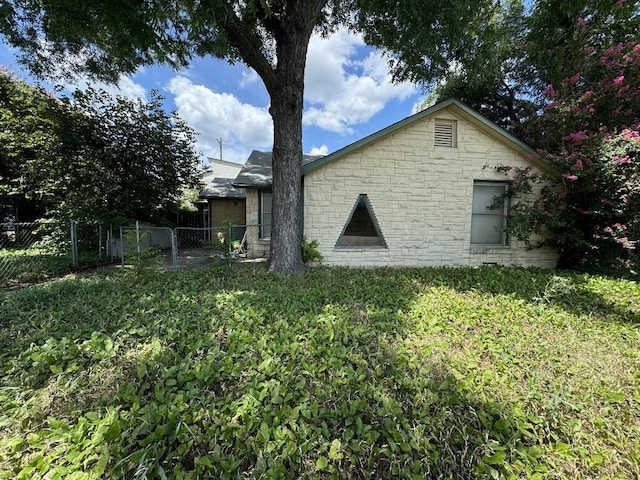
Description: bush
xmin=301 ymin=236 xmax=323 ymax=264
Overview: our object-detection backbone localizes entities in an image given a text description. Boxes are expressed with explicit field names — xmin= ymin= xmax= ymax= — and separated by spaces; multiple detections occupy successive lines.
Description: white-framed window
xmin=434 ymin=119 xmax=457 ymax=148
xmin=471 ymin=182 xmax=509 ymax=246
xmin=259 ymin=190 xmax=272 ymax=239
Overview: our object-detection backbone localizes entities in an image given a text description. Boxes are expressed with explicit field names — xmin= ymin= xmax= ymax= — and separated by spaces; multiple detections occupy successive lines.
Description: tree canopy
xmin=0 ymin=68 xmax=59 ymax=221
xmin=0 ymin=70 xmax=201 ymax=224
xmin=425 ymin=0 xmax=640 ymax=132
xmin=501 ymin=41 xmax=640 ymax=270
xmin=0 ymin=0 xmax=496 ymax=272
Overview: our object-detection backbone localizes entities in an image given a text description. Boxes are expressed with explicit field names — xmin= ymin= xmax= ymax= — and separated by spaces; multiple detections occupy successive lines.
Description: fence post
xmin=106 ymin=225 xmax=112 ymax=263
xmin=171 ymin=228 xmax=178 ymax=271
xmin=120 ymin=226 xmax=125 ymax=267
xmin=98 ymin=224 xmax=103 ymax=259
xmin=227 ymin=222 xmax=232 ymax=268
xmin=70 ymin=220 xmax=78 ymax=267
xmin=136 ymin=220 xmax=141 ymax=263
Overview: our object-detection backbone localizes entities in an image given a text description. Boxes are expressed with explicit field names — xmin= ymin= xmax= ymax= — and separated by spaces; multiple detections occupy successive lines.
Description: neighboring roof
xmin=302 ymin=98 xmax=555 ymax=176
xmin=203 ymin=158 xmax=244 ymax=180
xmin=208 ymin=157 xmax=245 ymax=169
xmin=233 ymin=150 xmax=322 ymax=188
xmin=198 ymin=158 xmax=246 ymax=200
xmin=199 ymin=177 xmax=246 ymax=200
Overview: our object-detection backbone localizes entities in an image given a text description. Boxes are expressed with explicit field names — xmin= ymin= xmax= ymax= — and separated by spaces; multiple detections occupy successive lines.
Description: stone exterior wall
xmin=303 ymin=109 xmax=558 ymax=268
xmin=245 ymin=189 xmax=271 ymax=258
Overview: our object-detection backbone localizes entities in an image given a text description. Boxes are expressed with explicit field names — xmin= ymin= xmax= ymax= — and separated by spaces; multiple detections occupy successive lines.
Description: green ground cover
xmin=0 ymin=248 xmax=71 ymax=286
xmin=0 ymin=266 xmax=638 ymax=479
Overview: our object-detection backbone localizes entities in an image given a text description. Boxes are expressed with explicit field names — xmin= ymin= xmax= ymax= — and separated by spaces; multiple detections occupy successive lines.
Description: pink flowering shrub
xmin=501 ymin=42 xmax=640 ymax=270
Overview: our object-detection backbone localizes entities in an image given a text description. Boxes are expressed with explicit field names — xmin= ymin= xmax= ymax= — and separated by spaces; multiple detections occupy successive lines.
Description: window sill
xmin=470 ymin=245 xmax=510 ymax=253
xmin=334 ymin=246 xmax=387 ymax=250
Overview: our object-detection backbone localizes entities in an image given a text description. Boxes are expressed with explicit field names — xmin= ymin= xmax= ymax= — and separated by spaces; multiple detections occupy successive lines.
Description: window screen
xmin=260 ymin=190 xmax=272 ymax=239
xmin=471 ymin=183 xmax=509 ymax=246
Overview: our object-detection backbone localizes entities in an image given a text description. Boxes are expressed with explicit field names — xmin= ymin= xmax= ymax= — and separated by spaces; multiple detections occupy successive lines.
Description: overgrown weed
xmin=0 ymin=266 xmax=638 ymax=478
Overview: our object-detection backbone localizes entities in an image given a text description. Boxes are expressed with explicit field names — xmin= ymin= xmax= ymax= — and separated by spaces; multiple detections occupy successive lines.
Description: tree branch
xmin=254 ymin=0 xmax=284 ymax=39
xmin=219 ymin=5 xmax=277 ymax=91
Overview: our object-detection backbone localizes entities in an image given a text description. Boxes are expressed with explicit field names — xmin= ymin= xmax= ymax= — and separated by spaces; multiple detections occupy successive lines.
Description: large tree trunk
xmin=269 ymin=87 xmax=305 ymax=273
xmin=220 ymin=0 xmax=327 ymax=273
xmin=265 ymin=21 xmax=315 ymax=274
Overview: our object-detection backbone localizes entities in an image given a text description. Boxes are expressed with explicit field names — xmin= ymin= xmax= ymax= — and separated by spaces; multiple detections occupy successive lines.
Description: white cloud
xmin=28 ymin=41 xmax=147 ymax=100
xmin=303 ymin=28 xmax=417 ymax=134
xmin=308 ymin=144 xmax=329 ymax=156
xmin=54 ymin=70 xmax=148 ymax=101
xmin=166 ymin=76 xmax=273 ymax=163
xmin=75 ymin=76 xmax=147 ymax=100
xmin=240 ymin=69 xmax=260 ymax=88
xmin=110 ymin=76 xmax=147 ymax=100
xmin=57 ymin=72 xmax=147 ymax=101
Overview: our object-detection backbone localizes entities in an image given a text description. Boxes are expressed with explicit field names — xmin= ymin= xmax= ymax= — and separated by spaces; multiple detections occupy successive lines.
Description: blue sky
xmin=1 ymin=28 xmax=427 ymax=165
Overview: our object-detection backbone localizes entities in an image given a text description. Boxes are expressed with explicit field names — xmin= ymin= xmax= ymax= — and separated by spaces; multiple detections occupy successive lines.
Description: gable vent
xmin=434 ymin=120 xmax=457 ymax=148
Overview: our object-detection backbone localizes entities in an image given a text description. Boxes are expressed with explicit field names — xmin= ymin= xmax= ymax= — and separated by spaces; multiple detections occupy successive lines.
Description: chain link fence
xmin=0 ymin=221 xmax=115 ymax=287
xmin=1 ymin=221 xmax=267 ymax=286
xmin=118 ymin=223 xmax=258 ymax=271
xmin=175 ymin=224 xmax=247 ymax=270
xmin=118 ymin=224 xmax=175 ymax=270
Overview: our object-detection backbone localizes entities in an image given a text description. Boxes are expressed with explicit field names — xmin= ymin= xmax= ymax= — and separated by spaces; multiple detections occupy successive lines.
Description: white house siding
xmin=303 ymin=110 xmax=558 ymax=268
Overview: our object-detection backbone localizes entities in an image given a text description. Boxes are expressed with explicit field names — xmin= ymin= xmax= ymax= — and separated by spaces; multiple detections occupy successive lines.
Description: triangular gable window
xmin=335 ymin=194 xmax=387 ymax=247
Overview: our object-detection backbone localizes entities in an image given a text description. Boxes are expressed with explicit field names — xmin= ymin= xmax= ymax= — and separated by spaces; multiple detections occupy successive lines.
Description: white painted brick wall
xmin=303 ymin=110 xmax=558 ymax=268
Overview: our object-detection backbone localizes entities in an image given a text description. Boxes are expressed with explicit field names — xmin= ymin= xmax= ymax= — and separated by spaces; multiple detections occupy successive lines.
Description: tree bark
xmin=268 ymin=87 xmax=305 ymax=273
xmin=221 ymin=0 xmax=328 ymax=273
xmin=266 ymin=24 xmax=310 ymax=274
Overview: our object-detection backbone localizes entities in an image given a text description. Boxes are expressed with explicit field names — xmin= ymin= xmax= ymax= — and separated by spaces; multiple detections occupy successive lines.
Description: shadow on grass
xmin=5 ymin=264 xmax=638 ymax=477
xmin=0 ymin=266 xmax=559 ymax=479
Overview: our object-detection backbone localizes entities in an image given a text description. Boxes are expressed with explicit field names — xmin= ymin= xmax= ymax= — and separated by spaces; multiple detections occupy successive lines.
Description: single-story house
xmin=233 ymin=150 xmax=320 ymax=258
xmin=233 ymin=98 xmax=558 ymax=267
xmin=198 ymin=158 xmax=246 ymax=232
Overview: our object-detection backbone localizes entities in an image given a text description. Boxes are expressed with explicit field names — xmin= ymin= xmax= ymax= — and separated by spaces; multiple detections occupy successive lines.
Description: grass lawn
xmin=0 ymin=266 xmax=638 ymax=479
xmin=0 ymin=248 xmax=71 ymax=287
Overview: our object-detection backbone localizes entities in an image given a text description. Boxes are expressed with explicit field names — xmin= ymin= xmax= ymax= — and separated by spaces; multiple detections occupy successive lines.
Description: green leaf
xmin=554 ymin=442 xmax=571 ymax=456
xmin=104 ymin=420 xmax=121 ymax=441
xmin=486 ymin=451 xmax=507 ymax=465
xmin=94 ymin=453 xmax=110 ymax=476
xmin=328 ymin=439 xmax=343 ymax=460
xmin=6 ymin=437 xmax=23 ymax=454
xmin=157 ymin=465 xmax=168 ymax=480
xmin=259 ymin=422 xmax=270 ymax=442
xmin=528 ymin=446 xmax=543 ymax=459
xmin=608 ymin=392 xmax=626 ymax=403
xmin=494 ymin=419 xmax=510 ymax=432
xmin=316 ymin=456 xmax=329 ymax=470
